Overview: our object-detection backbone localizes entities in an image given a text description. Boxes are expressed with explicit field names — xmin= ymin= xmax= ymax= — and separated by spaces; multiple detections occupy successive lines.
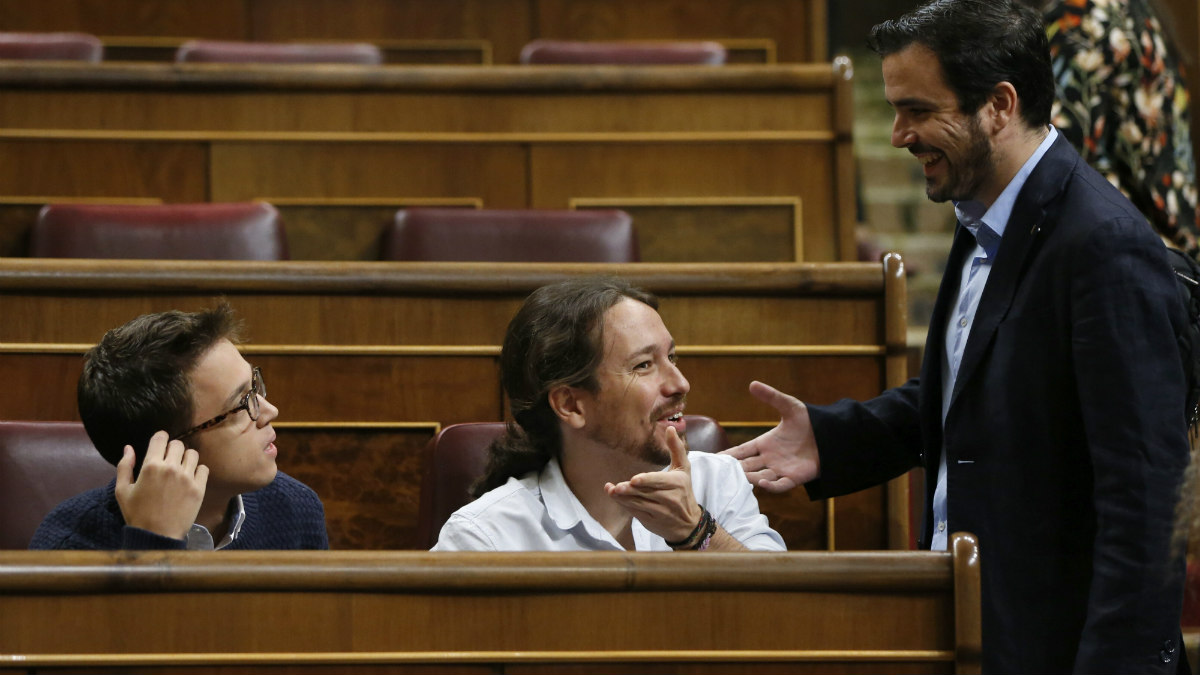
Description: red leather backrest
xmin=31 ymin=202 xmax=289 ymax=260
xmin=417 ymin=415 xmax=729 ymax=548
xmin=520 ymin=40 xmax=726 ymax=65
xmin=0 ymin=32 xmax=103 ymax=62
xmin=383 ymin=208 xmax=638 ymax=262
xmin=175 ymin=40 xmax=383 ymax=65
xmin=0 ymin=421 xmax=115 ymax=549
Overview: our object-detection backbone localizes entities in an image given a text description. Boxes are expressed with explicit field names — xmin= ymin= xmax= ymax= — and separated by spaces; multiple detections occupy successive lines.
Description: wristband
xmin=667 ymin=507 xmax=714 ymax=551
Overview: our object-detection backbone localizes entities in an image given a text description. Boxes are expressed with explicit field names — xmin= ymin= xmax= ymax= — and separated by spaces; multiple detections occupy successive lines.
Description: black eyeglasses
xmin=172 ymin=367 xmax=265 ymax=441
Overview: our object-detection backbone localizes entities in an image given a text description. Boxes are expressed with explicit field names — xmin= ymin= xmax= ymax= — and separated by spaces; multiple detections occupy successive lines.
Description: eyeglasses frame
xmin=171 ymin=367 xmax=265 ymax=441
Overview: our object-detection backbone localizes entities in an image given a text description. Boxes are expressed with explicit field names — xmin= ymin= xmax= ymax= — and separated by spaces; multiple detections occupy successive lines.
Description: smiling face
xmin=884 ymin=43 xmax=997 ymax=204
xmin=576 ymin=298 xmax=690 ymax=469
xmin=184 ymin=339 xmax=279 ymax=497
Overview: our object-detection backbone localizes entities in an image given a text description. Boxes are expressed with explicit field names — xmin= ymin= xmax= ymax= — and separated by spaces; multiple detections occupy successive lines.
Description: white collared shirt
xmin=184 ymin=494 xmax=247 ymax=551
xmin=930 ymin=126 xmax=1059 ymax=551
xmin=431 ymin=452 xmax=786 ymax=552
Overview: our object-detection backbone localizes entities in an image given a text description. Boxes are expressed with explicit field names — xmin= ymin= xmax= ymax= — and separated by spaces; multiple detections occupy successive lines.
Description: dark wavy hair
xmin=868 ymin=0 xmax=1053 ymax=128
xmin=77 ymin=303 xmax=242 ymax=473
xmin=471 ymin=277 xmax=658 ymax=497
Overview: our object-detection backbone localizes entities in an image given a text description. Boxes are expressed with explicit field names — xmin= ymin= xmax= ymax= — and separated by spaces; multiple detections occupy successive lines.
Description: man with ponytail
xmin=432 ymin=277 xmax=783 ymax=552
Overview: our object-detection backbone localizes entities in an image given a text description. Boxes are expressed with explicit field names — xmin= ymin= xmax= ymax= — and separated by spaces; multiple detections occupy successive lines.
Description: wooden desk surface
xmin=0 ymin=534 xmax=982 ymax=674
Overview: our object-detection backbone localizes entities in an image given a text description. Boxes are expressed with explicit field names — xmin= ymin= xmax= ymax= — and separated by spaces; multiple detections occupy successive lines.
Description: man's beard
xmin=587 ymin=397 xmax=688 ymax=467
xmin=925 ymin=114 xmax=992 ymax=203
xmin=628 ymin=428 xmax=678 ymax=466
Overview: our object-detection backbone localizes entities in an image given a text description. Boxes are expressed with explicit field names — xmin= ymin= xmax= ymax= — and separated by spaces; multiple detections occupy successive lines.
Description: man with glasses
xmin=30 ymin=304 xmax=328 ymax=550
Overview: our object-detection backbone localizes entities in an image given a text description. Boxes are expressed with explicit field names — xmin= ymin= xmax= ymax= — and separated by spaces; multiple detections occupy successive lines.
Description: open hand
xmin=720 ymin=381 xmax=820 ymax=493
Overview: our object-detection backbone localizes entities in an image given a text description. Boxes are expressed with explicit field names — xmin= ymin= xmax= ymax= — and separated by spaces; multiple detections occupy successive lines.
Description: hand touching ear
xmin=114 ymin=430 xmax=208 ymax=540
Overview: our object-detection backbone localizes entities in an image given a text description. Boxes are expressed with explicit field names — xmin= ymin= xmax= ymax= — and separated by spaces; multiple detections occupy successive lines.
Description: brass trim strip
xmin=0 ymin=649 xmax=956 ymax=666
xmin=0 ymin=196 xmax=163 ymax=205
xmin=0 ymin=128 xmax=837 ymax=144
xmin=0 ymin=344 xmax=887 ymax=357
xmin=273 ymin=421 xmax=439 ymax=432
xmin=264 ymin=196 xmax=483 ymax=208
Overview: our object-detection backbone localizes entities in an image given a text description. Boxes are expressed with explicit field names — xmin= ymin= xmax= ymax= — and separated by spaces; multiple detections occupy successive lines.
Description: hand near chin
xmin=115 ymin=430 xmax=209 ymax=540
xmin=605 ymin=426 xmax=703 ymax=542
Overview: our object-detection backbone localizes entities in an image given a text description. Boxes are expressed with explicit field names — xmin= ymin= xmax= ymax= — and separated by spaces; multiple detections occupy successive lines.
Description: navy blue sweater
xmin=30 ymin=471 xmax=329 ymax=550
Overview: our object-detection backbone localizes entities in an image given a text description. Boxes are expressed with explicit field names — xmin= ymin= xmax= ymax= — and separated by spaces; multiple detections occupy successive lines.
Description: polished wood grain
xmin=0 ymin=259 xmax=905 ymax=551
xmin=0 ymin=0 xmax=826 ymax=64
xmin=0 ymin=60 xmax=856 ymax=262
xmin=534 ymin=0 xmax=826 ymax=63
xmin=274 ymin=424 xmax=437 ymax=551
xmin=0 ymin=534 xmax=981 ymax=674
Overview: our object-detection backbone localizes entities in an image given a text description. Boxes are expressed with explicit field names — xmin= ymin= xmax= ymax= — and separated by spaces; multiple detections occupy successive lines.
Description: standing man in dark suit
xmin=722 ymin=0 xmax=1190 ymax=672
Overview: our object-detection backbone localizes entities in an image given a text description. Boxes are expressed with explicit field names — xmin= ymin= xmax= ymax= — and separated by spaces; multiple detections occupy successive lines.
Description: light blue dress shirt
xmin=930 ymin=126 xmax=1058 ymax=550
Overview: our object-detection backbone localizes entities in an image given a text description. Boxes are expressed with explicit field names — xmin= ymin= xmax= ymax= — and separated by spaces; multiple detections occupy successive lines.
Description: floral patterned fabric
xmin=1043 ymin=0 xmax=1200 ymax=259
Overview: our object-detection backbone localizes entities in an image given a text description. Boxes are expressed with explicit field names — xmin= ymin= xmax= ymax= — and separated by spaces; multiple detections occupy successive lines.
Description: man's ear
xmin=548 ymin=384 xmax=588 ymax=430
xmin=987 ymin=81 xmax=1020 ymax=131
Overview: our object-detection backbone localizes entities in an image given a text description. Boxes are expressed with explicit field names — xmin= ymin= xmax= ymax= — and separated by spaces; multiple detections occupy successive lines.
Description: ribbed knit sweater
xmin=30 ymin=471 xmax=329 ymax=550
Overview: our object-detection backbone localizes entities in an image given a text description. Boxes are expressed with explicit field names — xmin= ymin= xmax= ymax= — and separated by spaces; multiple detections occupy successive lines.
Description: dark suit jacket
xmin=806 ymin=135 xmax=1189 ymax=674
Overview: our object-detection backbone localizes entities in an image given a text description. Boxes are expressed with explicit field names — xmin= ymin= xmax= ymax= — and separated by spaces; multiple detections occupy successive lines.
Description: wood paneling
xmin=249 ymin=0 xmax=531 ymax=64
xmin=0 ymin=0 xmax=825 ymax=64
xmin=0 ymin=140 xmax=207 ymax=201
xmin=0 ymin=0 xmax=249 ymax=39
xmin=0 ymin=540 xmax=983 ymax=674
xmin=0 ymin=61 xmax=856 ymax=262
xmin=532 ymin=142 xmax=837 ymax=259
xmin=274 ymin=424 xmax=436 ymax=551
xmin=210 ymin=143 xmax=528 ymax=207
xmin=0 ymin=259 xmax=910 ymax=552
xmin=272 ymin=199 xmax=481 ymax=261
xmin=534 ymin=0 xmax=826 ymax=63
xmin=574 ymin=197 xmax=802 ymax=263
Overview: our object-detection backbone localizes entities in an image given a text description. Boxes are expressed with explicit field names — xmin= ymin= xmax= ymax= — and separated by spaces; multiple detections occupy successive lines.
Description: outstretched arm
xmin=719 ymin=381 xmax=820 ymax=493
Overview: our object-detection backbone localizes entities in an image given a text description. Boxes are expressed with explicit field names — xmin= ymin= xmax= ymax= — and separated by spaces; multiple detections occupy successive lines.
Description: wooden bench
xmin=0 ymin=60 xmax=855 ymax=263
xmin=0 ymin=532 xmax=981 ymax=675
xmin=0 ymin=257 xmax=909 ymax=550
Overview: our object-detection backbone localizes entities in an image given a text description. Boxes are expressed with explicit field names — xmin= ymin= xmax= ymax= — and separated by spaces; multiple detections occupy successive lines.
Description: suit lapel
xmin=947 ymin=135 xmax=1075 ymax=409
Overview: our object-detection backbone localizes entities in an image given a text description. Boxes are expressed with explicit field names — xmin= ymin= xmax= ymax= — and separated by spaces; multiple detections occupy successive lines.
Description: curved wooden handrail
xmin=0 ymin=61 xmax=843 ymax=93
xmin=0 ymin=550 xmax=957 ymax=593
xmin=0 ymin=260 xmax=885 ymax=296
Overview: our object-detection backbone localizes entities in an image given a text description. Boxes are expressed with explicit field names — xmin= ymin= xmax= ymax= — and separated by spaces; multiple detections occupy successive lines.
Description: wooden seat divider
xmin=0 ymin=256 xmax=909 ymax=551
xmin=0 ymin=531 xmax=981 ymax=675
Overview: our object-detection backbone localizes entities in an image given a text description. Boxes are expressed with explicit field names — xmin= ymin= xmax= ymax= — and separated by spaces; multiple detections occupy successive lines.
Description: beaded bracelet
xmin=667 ymin=507 xmax=714 ymax=551
xmin=695 ymin=509 xmax=718 ymax=551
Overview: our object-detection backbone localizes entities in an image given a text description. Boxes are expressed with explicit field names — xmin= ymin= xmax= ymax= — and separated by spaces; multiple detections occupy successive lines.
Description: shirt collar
xmin=538 ymin=457 xmax=596 ymax=533
xmin=954 ymin=125 xmax=1058 ymax=257
xmin=184 ymin=494 xmax=247 ymax=551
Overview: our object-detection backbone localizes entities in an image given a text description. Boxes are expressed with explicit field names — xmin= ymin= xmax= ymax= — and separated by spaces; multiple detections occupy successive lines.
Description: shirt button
xmin=1160 ymin=650 xmax=1173 ymax=664
xmin=959 ymin=317 xmax=968 ymax=328
xmin=937 ymin=521 xmax=946 ymax=532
